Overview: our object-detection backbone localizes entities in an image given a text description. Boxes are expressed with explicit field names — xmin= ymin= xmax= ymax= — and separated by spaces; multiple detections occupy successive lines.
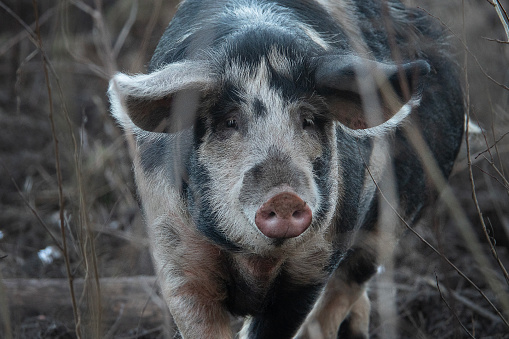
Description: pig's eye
xmin=226 ymin=118 xmax=238 ymax=129
xmin=303 ymin=118 xmax=315 ymax=129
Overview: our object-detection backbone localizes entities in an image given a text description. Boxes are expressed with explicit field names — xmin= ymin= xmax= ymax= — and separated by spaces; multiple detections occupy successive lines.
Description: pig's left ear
xmin=314 ymin=55 xmax=430 ymax=135
xmin=108 ymin=60 xmax=213 ymax=133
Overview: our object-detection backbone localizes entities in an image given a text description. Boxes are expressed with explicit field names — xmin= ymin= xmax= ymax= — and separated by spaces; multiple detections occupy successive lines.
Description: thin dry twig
xmin=492 ymin=0 xmax=509 ymax=41
xmin=63 ymin=0 xmax=118 ymax=79
xmin=0 ymin=4 xmax=56 ymax=57
xmin=112 ymin=0 xmax=138 ymax=58
xmin=3 ymin=165 xmax=63 ymax=252
xmin=435 ymin=274 xmax=476 ymax=339
xmin=473 ymin=162 xmax=508 ymax=190
xmin=418 ymin=6 xmax=509 ymax=93
xmin=462 ymin=0 xmax=509 ymax=288
xmin=418 ymin=276 xmax=500 ymax=323
xmin=0 ymin=269 xmax=13 ymax=339
xmin=437 ymin=282 xmax=477 ymax=338
xmin=475 ymin=131 xmax=509 ymax=160
xmin=363 ymin=146 xmax=509 ymax=329
xmin=482 ymin=37 xmax=509 ymax=44
xmin=30 ymin=1 xmax=82 ymax=338
xmin=59 ymin=2 xmax=107 ymax=336
xmin=0 ymin=1 xmax=38 ymax=43
xmin=132 ymin=0 xmax=163 ymax=71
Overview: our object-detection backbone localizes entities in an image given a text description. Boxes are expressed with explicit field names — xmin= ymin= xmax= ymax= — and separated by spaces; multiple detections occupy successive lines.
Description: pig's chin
xmin=226 ymin=213 xmax=313 ymax=256
xmin=233 ymin=254 xmax=284 ymax=282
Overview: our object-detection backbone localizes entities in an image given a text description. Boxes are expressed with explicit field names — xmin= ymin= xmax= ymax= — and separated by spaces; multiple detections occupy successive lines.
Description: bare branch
xmin=435 ymin=274 xmax=476 ymax=339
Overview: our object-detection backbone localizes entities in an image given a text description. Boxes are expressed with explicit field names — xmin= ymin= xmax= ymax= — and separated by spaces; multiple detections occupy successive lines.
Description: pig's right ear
xmin=313 ymin=55 xmax=430 ymax=136
xmin=108 ymin=61 xmax=213 ymax=133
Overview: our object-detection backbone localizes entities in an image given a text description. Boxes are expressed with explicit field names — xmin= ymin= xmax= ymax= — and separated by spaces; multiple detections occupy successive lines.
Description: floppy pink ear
xmin=108 ymin=60 xmax=213 ymax=133
xmin=314 ymin=55 xmax=430 ymax=131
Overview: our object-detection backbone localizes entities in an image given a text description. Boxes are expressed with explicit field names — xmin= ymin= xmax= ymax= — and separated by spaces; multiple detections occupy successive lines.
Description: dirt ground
xmin=0 ymin=0 xmax=508 ymax=338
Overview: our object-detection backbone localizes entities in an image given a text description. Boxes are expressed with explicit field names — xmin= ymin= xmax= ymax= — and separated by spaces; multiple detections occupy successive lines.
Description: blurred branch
xmin=132 ymin=0 xmax=163 ymax=71
xmin=0 ymin=1 xmax=38 ymax=44
xmin=473 ymin=162 xmax=509 ymax=190
xmin=0 ymin=4 xmax=56 ymax=57
xmin=492 ymin=0 xmax=509 ymax=41
xmin=463 ymin=0 xmax=509 ymax=289
xmin=419 ymin=7 xmax=509 ymax=93
xmin=68 ymin=0 xmax=118 ymax=77
xmin=59 ymin=1 xmax=108 ymax=79
xmin=3 ymin=163 xmax=63 ymax=252
xmin=475 ymin=131 xmax=509 ymax=160
xmin=0 ymin=267 xmax=13 ymax=339
xmin=365 ymin=147 xmax=509 ymax=329
xmin=112 ymin=0 xmax=138 ymax=58
xmin=29 ymin=0 xmax=81 ymax=339
xmin=435 ymin=274 xmax=476 ymax=339
xmin=483 ymin=37 xmax=509 ymax=44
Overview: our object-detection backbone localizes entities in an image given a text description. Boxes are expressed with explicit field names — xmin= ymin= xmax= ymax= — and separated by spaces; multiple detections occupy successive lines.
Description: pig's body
xmin=108 ymin=0 xmax=464 ymax=337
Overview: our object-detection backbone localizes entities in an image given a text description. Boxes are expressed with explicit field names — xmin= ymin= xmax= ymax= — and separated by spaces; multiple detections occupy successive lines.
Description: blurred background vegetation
xmin=0 ymin=0 xmax=508 ymax=338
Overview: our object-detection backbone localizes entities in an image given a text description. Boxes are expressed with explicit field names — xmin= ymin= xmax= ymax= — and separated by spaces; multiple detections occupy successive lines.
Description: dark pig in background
xmin=108 ymin=0 xmax=464 ymax=338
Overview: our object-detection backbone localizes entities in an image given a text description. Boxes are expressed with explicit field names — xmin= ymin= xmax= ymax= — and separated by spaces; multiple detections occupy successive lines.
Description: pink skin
xmin=255 ymin=192 xmax=312 ymax=239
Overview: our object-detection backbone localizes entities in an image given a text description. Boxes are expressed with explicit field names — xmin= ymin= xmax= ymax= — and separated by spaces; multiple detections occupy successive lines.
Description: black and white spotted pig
xmin=108 ymin=0 xmax=464 ymax=337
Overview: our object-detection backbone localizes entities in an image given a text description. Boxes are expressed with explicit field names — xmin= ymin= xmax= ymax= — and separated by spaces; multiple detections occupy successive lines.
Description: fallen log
xmin=1 ymin=276 xmax=176 ymax=337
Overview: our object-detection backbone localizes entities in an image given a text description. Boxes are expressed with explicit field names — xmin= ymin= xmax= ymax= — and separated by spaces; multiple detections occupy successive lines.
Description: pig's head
xmin=108 ymin=43 xmax=429 ymax=255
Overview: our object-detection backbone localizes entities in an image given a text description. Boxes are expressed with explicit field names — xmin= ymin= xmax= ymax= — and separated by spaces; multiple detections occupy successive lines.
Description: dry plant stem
xmin=103 ymin=303 xmax=125 ymax=339
xmin=483 ymin=37 xmax=509 ymax=44
xmin=421 ymin=277 xmax=500 ymax=323
xmin=56 ymin=4 xmax=106 ymax=334
xmin=0 ymin=271 xmax=13 ymax=339
xmin=363 ymin=151 xmax=509 ymax=329
xmin=462 ymin=0 xmax=509 ymax=288
xmin=413 ymin=121 xmax=509 ymax=324
xmin=492 ymin=0 xmax=509 ymax=40
xmin=418 ymin=7 xmax=509 ymax=93
xmin=112 ymin=0 xmax=138 ymax=58
xmin=66 ymin=0 xmax=118 ymax=77
xmin=136 ymin=278 xmax=162 ymax=334
xmin=435 ymin=275 xmax=476 ymax=339
xmin=0 ymin=4 xmax=56 ymax=57
xmin=490 ymin=109 xmax=507 ymax=178
xmin=60 ymin=1 xmax=108 ymax=79
xmin=59 ymin=2 xmax=108 ymax=334
xmin=0 ymin=1 xmax=40 ymax=47
xmin=467 ymin=123 xmax=509 ymax=286
xmin=20 ymin=1 xmax=106 ymax=333
xmin=7 ymin=169 xmax=63 ymax=252
xmin=76 ymin=126 xmax=103 ymax=338
xmin=479 ymin=156 xmax=509 ymax=190
xmin=60 ymin=5 xmax=125 ymax=331
xmin=93 ymin=0 xmax=117 ymax=76
xmin=31 ymin=1 xmax=82 ymax=338
xmin=475 ymin=131 xmax=509 ymax=161
xmin=120 ymin=326 xmax=166 ymax=339
xmin=133 ymin=0 xmax=163 ymax=71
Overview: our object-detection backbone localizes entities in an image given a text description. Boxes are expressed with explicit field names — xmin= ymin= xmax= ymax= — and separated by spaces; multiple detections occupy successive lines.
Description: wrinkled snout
xmin=255 ymin=192 xmax=312 ymax=238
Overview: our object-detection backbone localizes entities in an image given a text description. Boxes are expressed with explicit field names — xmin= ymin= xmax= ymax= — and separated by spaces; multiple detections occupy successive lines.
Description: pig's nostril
xmin=255 ymin=192 xmax=312 ymax=239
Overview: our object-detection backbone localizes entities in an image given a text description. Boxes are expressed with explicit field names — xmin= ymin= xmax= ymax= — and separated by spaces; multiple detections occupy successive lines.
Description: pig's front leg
xmin=151 ymin=217 xmax=233 ymax=339
xmin=295 ymin=247 xmax=377 ymax=339
xmin=238 ymin=282 xmax=322 ymax=339
xmin=163 ymin=287 xmax=232 ymax=338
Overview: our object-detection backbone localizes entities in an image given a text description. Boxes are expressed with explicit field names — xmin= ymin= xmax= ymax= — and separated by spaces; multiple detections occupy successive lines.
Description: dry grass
xmin=0 ymin=0 xmax=508 ymax=338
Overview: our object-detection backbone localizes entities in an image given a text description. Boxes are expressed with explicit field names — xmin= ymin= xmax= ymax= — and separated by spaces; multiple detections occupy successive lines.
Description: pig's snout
xmin=255 ymin=192 xmax=312 ymax=239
